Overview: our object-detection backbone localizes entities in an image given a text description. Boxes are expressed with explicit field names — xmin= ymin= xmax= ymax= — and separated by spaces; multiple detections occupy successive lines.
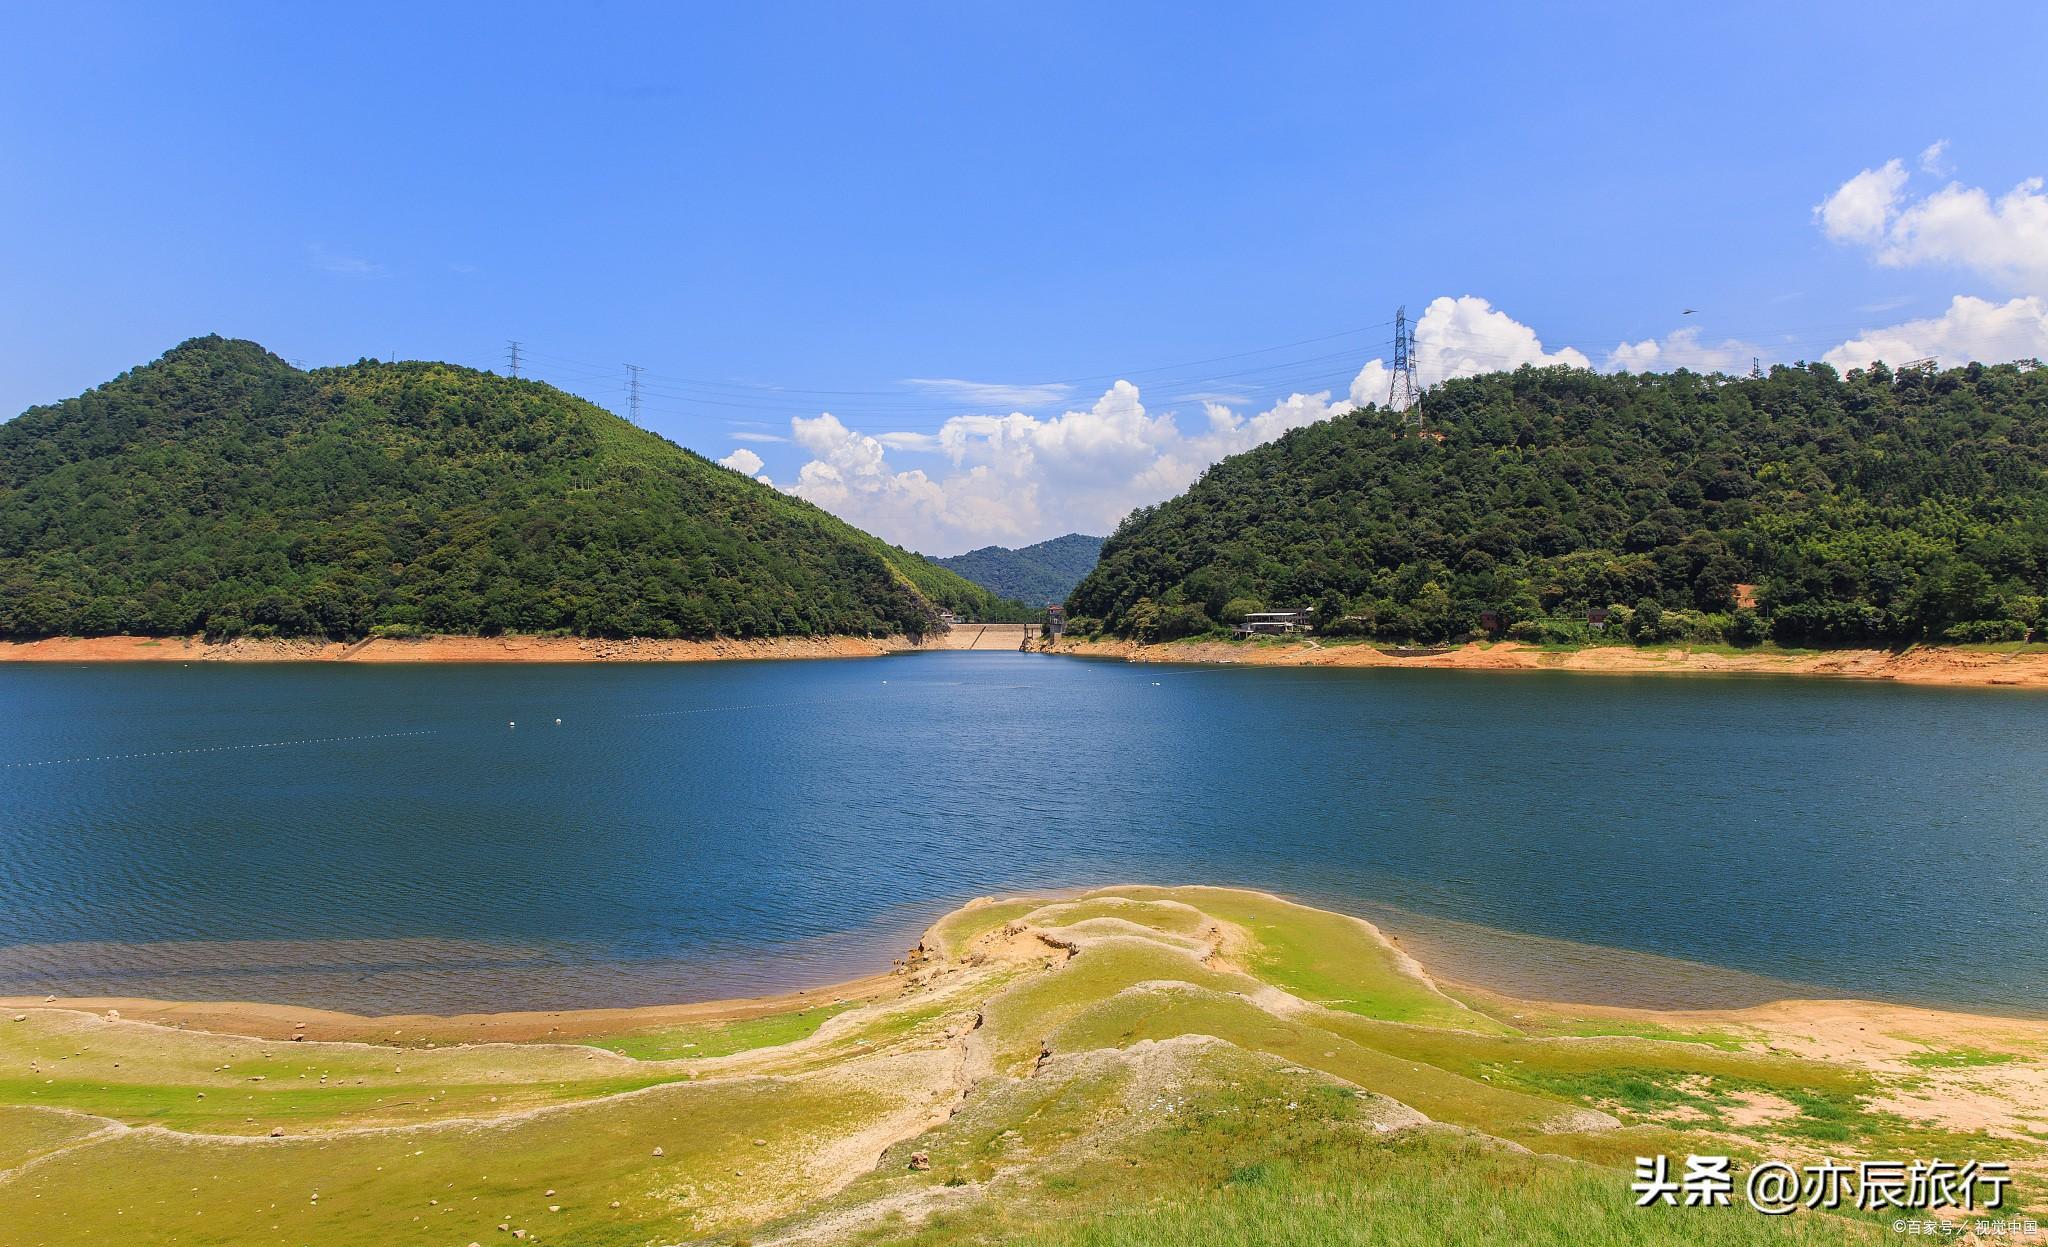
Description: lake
xmin=2 ymin=652 xmax=2043 ymax=1015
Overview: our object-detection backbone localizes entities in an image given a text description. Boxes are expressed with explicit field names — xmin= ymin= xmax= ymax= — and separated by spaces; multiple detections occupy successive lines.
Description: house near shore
xmin=1235 ymin=609 xmax=1311 ymax=637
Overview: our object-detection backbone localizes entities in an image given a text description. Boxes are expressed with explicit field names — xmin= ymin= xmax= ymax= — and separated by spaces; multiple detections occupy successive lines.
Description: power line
xmin=513 ymin=320 xmax=1400 ymax=401
xmin=496 ymin=305 xmax=2008 ymax=442
xmin=1388 ymin=305 xmax=1420 ymax=417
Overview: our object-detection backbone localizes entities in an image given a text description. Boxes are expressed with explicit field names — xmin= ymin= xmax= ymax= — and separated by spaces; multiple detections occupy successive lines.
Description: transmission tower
xmin=625 ymin=364 xmax=644 ymax=423
xmin=1751 ymin=356 xmax=1763 ymax=380
xmin=1388 ymin=305 xmax=1421 ymax=418
xmin=506 ymin=340 xmax=522 ymax=378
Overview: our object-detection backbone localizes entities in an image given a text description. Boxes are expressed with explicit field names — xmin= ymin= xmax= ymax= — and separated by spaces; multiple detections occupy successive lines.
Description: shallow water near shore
xmin=2 ymin=651 xmax=2043 ymax=1015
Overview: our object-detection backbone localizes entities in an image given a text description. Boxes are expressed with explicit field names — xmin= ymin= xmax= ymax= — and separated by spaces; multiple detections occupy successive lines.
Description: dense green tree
xmin=1071 ymin=361 xmax=2048 ymax=647
xmin=931 ymin=533 xmax=1104 ymax=605
xmin=0 ymin=338 xmax=1027 ymax=639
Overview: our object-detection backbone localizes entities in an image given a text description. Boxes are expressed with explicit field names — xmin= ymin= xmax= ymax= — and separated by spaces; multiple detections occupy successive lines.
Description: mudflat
xmin=3 ymin=886 xmax=2041 ymax=1244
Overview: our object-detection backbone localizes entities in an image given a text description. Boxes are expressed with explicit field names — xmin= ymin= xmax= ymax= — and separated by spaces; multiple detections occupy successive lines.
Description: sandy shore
xmin=8 ymin=885 xmax=2041 ymax=1051
xmin=0 ymin=633 xmax=922 ymax=664
xmin=8 ymin=887 xmax=2045 ymax=1133
xmin=1049 ymin=635 xmax=2048 ymax=688
xmin=7 ymin=886 xmax=2043 ymax=1243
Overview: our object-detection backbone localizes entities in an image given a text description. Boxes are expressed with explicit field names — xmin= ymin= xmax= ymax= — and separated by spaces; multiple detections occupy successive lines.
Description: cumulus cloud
xmin=787 ymin=412 xmax=987 ymax=545
xmin=784 ymin=380 xmax=1345 ymax=552
xmin=1817 ymin=157 xmax=2048 ymax=289
xmin=1816 ymin=159 xmax=1909 ymax=246
xmin=1410 ymin=295 xmax=1591 ymax=380
xmin=1822 ymin=295 xmax=2048 ymax=371
xmin=715 ymin=446 xmax=773 ymax=485
xmin=717 ymin=447 xmax=765 ymax=475
xmin=1880 ymin=178 xmax=2048 ymax=289
xmin=1605 ymin=327 xmax=1762 ymax=375
xmin=785 ymin=297 xmax=1585 ymax=552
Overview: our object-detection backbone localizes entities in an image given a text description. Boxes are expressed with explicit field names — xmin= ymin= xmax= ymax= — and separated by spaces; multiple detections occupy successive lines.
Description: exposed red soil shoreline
xmin=0 ymin=633 xmax=920 ymax=664
xmin=1047 ymin=636 xmax=2048 ymax=688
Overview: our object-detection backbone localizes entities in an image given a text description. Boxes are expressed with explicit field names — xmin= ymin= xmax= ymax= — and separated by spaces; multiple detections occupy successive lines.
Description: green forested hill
xmin=0 ymin=337 xmax=1022 ymax=639
xmin=1070 ymin=361 xmax=2048 ymax=646
xmin=933 ymin=533 xmax=1104 ymax=605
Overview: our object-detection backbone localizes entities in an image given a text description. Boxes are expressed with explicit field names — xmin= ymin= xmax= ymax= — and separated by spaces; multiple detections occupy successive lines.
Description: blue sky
xmin=5 ymin=2 xmax=2045 ymax=551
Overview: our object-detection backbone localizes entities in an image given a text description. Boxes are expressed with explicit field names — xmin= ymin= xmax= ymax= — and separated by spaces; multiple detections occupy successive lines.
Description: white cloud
xmin=786 ymin=297 xmax=1583 ymax=552
xmin=771 ymin=282 xmax=2047 ymax=554
xmin=1605 ymin=327 xmax=1762 ymax=375
xmin=1410 ymin=295 xmax=1591 ymax=382
xmin=785 ymin=378 xmax=1363 ymax=552
xmin=1878 ymin=178 xmax=2048 ymax=289
xmin=729 ymin=431 xmax=789 ymax=444
xmin=1919 ymin=139 xmax=1951 ymax=176
xmin=902 ymin=378 xmax=1074 ymax=408
xmin=1823 ymin=295 xmax=2048 ymax=371
xmin=1817 ymin=157 xmax=2048 ymax=289
xmin=717 ymin=447 xmax=765 ymax=476
xmin=787 ymin=412 xmax=985 ymax=546
xmin=1816 ymin=159 xmax=1909 ymax=245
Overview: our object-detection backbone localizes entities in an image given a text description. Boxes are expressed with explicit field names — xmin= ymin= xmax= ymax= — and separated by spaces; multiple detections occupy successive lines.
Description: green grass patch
xmin=928 ymin=898 xmax=1046 ymax=958
xmin=1520 ymin=1017 xmax=1754 ymax=1051
xmin=0 ymin=1070 xmax=678 ymax=1134
xmin=1086 ymin=887 xmax=1497 ymax=1031
xmin=585 ymin=1001 xmax=855 ymax=1061
xmin=812 ymin=1055 xmax=1874 ymax=1247
xmin=0 ymin=1105 xmax=107 ymax=1170
xmin=0 ymin=1064 xmax=927 ymax=1246
xmin=1903 ymin=1046 xmax=2020 ymax=1069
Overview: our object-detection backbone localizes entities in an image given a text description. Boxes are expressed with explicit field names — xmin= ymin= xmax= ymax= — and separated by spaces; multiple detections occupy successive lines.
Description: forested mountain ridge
xmin=0 ymin=337 xmax=1023 ymax=639
xmin=933 ymin=532 xmax=1104 ymax=604
xmin=1070 ymin=361 xmax=2048 ymax=647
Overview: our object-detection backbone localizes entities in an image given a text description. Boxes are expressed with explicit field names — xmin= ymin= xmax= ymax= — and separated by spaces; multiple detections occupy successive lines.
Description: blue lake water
xmin=1 ymin=652 xmax=2043 ymax=1015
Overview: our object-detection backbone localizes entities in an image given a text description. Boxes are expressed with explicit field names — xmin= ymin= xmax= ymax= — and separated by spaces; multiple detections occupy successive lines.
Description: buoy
xmin=554 ymin=718 xmax=561 ymax=725
xmin=508 ymin=721 xmax=516 ymax=728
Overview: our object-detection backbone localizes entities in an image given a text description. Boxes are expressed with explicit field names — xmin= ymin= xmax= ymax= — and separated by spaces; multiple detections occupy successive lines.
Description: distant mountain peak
xmin=932 ymin=533 xmax=1105 ymax=606
xmin=0 ymin=341 xmax=1020 ymax=641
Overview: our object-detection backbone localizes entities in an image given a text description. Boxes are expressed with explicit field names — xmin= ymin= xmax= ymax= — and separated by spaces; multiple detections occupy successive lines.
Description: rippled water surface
xmin=2 ymin=653 xmax=2043 ymax=1014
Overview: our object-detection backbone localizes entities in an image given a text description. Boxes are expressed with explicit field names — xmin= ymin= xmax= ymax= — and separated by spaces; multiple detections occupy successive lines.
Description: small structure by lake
xmin=1235 ymin=609 xmax=1310 ymax=636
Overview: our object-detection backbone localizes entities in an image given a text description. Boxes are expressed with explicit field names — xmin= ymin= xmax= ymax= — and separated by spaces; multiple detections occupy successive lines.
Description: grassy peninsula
xmin=3 ymin=887 xmax=2042 ymax=1244
xmin=0 ymin=338 xmax=1026 ymax=642
xmin=1069 ymin=362 xmax=2048 ymax=651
